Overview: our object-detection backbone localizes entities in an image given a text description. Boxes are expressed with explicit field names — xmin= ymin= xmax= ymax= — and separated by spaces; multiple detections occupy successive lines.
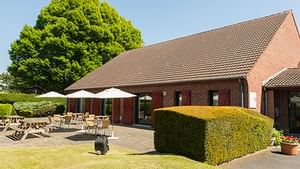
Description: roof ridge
xmin=125 ymin=10 xmax=291 ymax=53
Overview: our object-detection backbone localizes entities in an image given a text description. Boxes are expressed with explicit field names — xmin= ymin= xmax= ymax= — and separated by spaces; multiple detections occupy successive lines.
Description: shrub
xmin=272 ymin=128 xmax=283 ymax=146
xmin=0 ymin=104 xmax=15 ymax=117
xmin=0 ymin=92 xmax=66 ymax=105
xmin=54 ymin=104 xmax=65 ymax=115
xmin=13 ymin=101 xmax=57 ymax=117
xmin=154 ymin=106 xmax=273 ymax=165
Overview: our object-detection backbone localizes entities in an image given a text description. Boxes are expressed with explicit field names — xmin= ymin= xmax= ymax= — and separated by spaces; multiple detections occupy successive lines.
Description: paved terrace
xmin=0 ymin=121 xmax=154 ymax=153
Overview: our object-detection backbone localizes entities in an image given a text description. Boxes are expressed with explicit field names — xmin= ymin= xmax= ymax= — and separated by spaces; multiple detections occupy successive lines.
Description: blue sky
xmin=0 ymin=0 xmax=300 ymax=73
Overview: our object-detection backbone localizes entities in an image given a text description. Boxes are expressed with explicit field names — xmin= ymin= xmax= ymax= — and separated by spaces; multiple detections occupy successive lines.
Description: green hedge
xmin=0 ymin=104 xmax=15 ymax=117
xmin=0 ymin=93 xmax=66 ymax=105
xmin=154 ymin=106 xmax=273 ymax=165
xmin=13 ymin=101 xmax=65 ymax=117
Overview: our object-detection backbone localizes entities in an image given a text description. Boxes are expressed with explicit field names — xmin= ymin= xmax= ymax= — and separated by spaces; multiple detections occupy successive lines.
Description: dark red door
xmin=84 ymin=98 xmax=91 ymax=113
xmin=92 ymin=98 xmax=101 ymax=115
xmin=182 ymin=90 xmax=191 ymax=105
xmin=218 ymin=90 xmax=230 ymax=106
xmin=69 ymin=98 xmax=77 ymax=112
xmin=152 ymin=91 xmax=163 ymax=128
xmin=112 ymin=98 xmax=120 ymax=123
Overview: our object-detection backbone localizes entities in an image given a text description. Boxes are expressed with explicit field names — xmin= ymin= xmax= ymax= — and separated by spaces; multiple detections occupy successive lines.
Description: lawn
xmin=0 ymin=144 xmax=220 ymax=169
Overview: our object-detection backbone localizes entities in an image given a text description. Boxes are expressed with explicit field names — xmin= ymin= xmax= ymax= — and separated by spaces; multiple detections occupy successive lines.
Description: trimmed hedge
xmin=154 ymin=106 xmax=273 ymax=165
xmin=13 ymin=101 xmax=65 ymax=117
xmin=0 ymin=104 xmax=15 ymax=117
xmin=0 ymin=93 xmax=66 ymax=105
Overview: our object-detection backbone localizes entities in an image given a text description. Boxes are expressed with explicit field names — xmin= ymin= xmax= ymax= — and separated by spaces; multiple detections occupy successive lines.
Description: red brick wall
xmin=122 ymin=79 xmax=241 ymax=107
xmin=123 ymin=97 xmax=134 ymax=125
xmin=247 ymin=13 xmax=300 ymax=113
xmin=117 ymin=79 xmax=242 ymax=127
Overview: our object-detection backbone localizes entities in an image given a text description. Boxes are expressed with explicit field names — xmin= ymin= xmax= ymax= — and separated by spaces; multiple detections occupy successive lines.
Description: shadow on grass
xmin=127 ymin=151 xmax=162 ymax=156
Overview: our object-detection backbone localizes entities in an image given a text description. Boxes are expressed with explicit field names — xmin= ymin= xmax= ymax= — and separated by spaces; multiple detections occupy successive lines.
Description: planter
xmin=281 ymin=142 xmax=298 ymax=155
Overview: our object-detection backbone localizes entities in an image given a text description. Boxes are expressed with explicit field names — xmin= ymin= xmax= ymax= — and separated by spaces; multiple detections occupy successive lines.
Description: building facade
xmin=65 ymin=11 xmax=300 ymax=132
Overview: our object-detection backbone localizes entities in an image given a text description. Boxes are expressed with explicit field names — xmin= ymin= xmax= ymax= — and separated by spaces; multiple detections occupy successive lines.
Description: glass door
xmin=136 ymin=93 xmax=152 ymax=125
xmin=289 ymin=92 xmax=300 ymax=133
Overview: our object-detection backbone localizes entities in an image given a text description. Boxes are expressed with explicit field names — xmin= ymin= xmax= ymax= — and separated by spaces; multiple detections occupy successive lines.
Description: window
xmin=77 ymin=98 xmax=85 ymax=112
xmin=175 ymin=92 xmax=182 ymax=106
xmin=136 ymin=93 xmax=152 ymax=125
xmin=103 ymin=99 xmax=112 ymax=116
xmin=209 ymin=91 xmax=219 ymax=106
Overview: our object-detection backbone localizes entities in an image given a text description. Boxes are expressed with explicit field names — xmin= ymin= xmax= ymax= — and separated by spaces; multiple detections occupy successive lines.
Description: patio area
xmin=0 ymin=119 xmax=154 ymax=153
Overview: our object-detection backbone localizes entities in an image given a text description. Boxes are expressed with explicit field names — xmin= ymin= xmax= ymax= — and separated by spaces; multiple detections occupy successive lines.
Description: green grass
xmin=0 ymin=144 xmax=220 ymax=169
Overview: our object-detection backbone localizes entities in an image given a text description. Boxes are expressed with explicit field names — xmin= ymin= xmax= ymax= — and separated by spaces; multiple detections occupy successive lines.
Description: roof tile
xmin=66 ymin=11 xmax=290 ymax=91
xmin=264 ymin=68 xmax=300 ymax=88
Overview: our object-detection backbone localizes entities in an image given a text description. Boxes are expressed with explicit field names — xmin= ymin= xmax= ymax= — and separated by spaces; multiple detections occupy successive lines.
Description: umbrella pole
xmin=108 ymin=99 xmax=118 ymax=140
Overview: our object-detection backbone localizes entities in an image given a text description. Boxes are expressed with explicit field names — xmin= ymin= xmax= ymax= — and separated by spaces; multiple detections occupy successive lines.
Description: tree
xmin=9 ymin=0 xmax=143 ymax=93
xmin=0 ymin=72 xmax=14 ymax=91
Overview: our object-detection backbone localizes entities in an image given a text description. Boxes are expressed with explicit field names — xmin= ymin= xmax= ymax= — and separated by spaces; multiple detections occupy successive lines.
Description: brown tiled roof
xmin=264 ymin=68 xmax=300 ymax=88
xmin=65 ymin=11 xmax=290 ymax=91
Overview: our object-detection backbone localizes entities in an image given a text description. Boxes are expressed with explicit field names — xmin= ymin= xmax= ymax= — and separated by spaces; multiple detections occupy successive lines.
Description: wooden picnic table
xmin=10 ymin=119 xmax=50 ymax=140
xmin=2 ymin=115 xmax=25 ymax=132
xmin=4 ymin=115 xmax=24 ymax=123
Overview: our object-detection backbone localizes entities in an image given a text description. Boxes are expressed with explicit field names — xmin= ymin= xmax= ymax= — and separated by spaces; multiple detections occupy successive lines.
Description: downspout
xmin=264 ymin=87 xmax=268 ymax=116
xmin=238 ymin=79 xmax=245 ymax=107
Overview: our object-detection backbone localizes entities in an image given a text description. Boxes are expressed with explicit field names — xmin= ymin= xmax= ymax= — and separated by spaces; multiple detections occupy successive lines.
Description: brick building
xmin=65 ymin=11 xmax=300 ymax=132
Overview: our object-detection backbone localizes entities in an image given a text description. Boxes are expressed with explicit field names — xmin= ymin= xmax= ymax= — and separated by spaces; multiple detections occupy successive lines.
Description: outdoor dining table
xmin=4 ymin=115 xmax=24 ymax=123
xmin=10 ymin=119 xmax=50 ymax=140
xmin=2 ymin=115 xmax=25 ymax=132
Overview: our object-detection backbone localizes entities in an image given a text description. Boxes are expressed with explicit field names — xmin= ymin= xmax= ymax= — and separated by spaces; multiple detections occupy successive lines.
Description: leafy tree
xmin=0 ymin=72 xmax=15 ymax=91
xmin=9 ymin=0 xmax=143 ymax=93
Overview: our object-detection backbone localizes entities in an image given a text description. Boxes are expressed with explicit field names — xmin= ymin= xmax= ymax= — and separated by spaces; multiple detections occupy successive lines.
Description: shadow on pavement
xmin=65 ymin=134 xmax=97 ymax=141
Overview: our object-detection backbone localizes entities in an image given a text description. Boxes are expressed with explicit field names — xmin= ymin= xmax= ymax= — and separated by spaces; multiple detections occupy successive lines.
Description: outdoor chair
xmin=84 ymin=112 xmax=89 ymax=119
xmin=66 ymin=112 xmax=73 ymax=116
xmin=0 ymin=117 xmax=5 ymax=127
xmin=46 ymin=116 xmax=56 ymax=131
xmin=53 ymin=114 xmax=62 ymax=128
xmin=63 ymin=115 xmax=72 ymax=128
xmin=85 ymin=117 xmax=96 ymax=135
xmin=75 ymin=113 xmax=84 ymax=124
xmin=88 ymin=114 xmax=95 ymax=119
xmin=95 ymin=117 xmax=110 ymax=135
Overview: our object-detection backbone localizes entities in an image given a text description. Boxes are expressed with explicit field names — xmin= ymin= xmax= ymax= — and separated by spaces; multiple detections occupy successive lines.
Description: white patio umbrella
xmin=65 ymin=90 xmax=97 ymax=133
xmin=65 ymin=90 xmax=97 ymax=98
xmin=36 ymin=91 xmax=65 ymax=98
xmin=95 ymin=87 xmax=136 ymax=139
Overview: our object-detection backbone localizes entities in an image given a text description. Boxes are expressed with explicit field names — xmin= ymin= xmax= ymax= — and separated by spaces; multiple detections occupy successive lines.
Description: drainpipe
xmin=238 ymin=79 xmax=245 ymax=107
xmin=264 ymin=87 xmax=268 ymax=116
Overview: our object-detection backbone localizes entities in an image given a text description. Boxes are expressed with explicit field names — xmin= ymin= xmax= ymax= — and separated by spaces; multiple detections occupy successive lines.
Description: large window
xmin=136 ymin=93 xmax=152 ymax=125
xmin=102 ymin=99 xmax=112 ymax=116
xmin=77 ymin=98 xmax=85 ymax=113
xmin=175 ymin=92 xmax=182 ymax=106
xmin=289 ymin=92 xmax=300 ymax=133
xmin=209 ymin=91 xmax=219 ymax=106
